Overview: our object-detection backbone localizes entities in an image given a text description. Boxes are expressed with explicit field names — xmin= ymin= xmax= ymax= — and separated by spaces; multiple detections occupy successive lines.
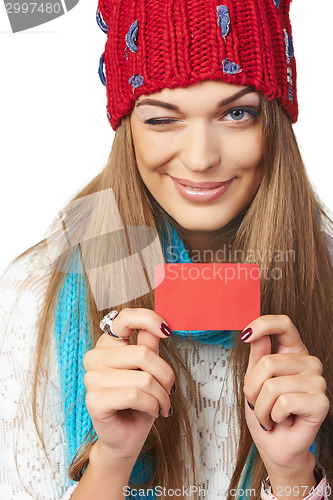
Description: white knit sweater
xmin=0 ymin=246 xmax=241 ymax=499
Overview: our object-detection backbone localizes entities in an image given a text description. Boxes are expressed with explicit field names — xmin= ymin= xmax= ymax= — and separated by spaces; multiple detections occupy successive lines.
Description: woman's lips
xmin=170 ymin=175 xmax=235 ymax=202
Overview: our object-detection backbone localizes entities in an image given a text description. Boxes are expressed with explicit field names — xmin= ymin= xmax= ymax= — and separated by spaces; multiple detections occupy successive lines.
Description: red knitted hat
xmin=96 ymin=0 xmax=297 ymax=131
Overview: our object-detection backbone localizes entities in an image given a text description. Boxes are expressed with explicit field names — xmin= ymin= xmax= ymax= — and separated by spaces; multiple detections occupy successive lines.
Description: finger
xmin=83 ymin=345 xmax=175 ymax=394
xmin=245 ymin=354 xmax=324 ymax=404
xmin=84 ymin=368 xmax=172 ymax=418
xmin=248 ymin=374 xmax=327 ymax=431
xmin=271 ymin=393 xmax=329 ymax=429
xmin=98 ymin=308 xmax=172 ymax=355
xmin=85 ymin=387 xmax=161 ymax=420
xmin=245 ymin=395 xmax=293 ymax=433
xmin=244 ymin=332 xmax=272 ymax=381
xmin=241 ymin=315 xmax=308 ymax=354
xmin=242 ymin=315 xmax=308 ymax=380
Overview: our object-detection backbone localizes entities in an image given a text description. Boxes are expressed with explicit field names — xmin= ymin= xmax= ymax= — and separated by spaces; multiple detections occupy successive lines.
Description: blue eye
xmin=230 ymin=109 xmax=245 ymax=120
xmin=224 ymin=107 xmax=258 ymax=124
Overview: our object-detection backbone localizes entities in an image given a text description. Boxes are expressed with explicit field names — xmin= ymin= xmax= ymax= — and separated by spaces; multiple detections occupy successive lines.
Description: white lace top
xmin=0 ymin=246 xmax=240 ymax=499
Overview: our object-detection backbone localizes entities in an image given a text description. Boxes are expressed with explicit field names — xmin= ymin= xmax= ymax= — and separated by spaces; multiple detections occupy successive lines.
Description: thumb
xmin=136 ymin=328 xmax=161 ymax=355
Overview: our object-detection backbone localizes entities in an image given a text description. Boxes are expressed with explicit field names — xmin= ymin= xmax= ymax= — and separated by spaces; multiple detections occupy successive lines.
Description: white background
xmin=0 ymin=1 xmax=332 ymax=277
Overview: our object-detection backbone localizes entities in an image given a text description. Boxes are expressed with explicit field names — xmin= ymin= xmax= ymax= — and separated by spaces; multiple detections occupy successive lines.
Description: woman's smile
xmin=169 ymin=174 xmax=236 ymax=202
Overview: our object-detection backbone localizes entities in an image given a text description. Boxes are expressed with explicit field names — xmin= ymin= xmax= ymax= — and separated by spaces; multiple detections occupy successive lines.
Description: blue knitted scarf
xmin=54 ymin=219 xmax=315 ymax=497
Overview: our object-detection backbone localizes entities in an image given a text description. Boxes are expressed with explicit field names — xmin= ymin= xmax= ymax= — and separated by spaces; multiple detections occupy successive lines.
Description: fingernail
xmin=170 ymin=382 xmax=176 ymax=394
xmin=247 ymin=400 xmax=254 ymax=411
xmin=240 ymin=327 xmax=252 ymax=341
xmin=259 ymin=423 xmax=268 ymax=431
xmin=160 ymin=323 xmax=172 ymax=336
xmin=168 ymin=405 xmax=173 ymax=417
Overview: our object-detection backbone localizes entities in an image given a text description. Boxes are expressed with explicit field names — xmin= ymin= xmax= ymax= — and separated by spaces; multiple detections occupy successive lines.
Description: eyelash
xmin=144 ymin=107 xmax=259 ymax=127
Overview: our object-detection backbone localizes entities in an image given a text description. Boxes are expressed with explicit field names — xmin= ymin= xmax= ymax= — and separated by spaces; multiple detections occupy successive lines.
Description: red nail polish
xmin=240 ymin=327 xmax=252 ymax=341
xmin=160 ymin=323 xmax=172 ymax=336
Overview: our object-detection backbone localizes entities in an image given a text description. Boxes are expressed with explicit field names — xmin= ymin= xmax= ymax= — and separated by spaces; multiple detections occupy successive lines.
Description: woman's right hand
xmin=83 ymin=307 xmax=175 ymax=467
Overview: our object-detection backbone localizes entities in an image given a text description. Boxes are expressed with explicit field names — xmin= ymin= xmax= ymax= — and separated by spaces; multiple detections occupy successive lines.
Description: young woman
xmin=1 ymin=0 xmax=333 ymax=499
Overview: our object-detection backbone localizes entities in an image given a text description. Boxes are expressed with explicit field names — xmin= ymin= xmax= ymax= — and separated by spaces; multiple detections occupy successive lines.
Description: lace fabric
xmin=175 ymin=337 xmax=239 ymax=497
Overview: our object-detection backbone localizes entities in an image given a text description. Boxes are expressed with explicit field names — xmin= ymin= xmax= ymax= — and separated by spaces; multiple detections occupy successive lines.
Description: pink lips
xmin=170 ymin=175 xmax=235 ymax=202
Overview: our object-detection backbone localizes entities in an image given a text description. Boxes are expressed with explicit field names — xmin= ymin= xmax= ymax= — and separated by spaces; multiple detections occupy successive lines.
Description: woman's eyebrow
xmin=135 ymin=88 xmax=257 ymax=111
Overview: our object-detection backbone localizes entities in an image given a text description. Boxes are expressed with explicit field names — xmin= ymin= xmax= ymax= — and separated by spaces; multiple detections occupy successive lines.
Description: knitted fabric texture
xmin=96 ymin=0 xmax=298 ymax=130
xmin=54 ymin=219 xmax=315 ymax=497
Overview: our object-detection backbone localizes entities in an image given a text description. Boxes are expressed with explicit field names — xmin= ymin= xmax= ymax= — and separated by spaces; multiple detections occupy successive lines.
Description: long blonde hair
xmin=23 ymin=96 xmax=333 ymax=499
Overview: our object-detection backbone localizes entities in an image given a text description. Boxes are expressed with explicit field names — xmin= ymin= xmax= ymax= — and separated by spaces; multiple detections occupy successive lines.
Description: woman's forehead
xmin=136 ymin=80 xmax=253 ymax=101
xmin=135 ymin=81 xmax=261 ymax=113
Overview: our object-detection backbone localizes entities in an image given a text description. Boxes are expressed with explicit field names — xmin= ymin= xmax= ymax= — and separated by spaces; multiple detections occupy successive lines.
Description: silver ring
xmin=100 ymin=311 xmax=123 ymax=339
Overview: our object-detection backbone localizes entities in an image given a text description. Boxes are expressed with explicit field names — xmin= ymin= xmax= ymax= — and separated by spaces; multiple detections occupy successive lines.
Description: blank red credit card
xmin=154 ymin=263 xmax=260 ymax=331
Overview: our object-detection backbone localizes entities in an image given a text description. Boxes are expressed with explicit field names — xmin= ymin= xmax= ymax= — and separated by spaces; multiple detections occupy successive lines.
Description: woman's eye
xmin=144 ymin=118 xmax=177 ymax=126
xmin=144 ymin=107 xmax=258 ymax=126
xmin=230 ymin=109 xmax=246 ymax=120
xmin=223 ymin=107 xmax=258 ymax=124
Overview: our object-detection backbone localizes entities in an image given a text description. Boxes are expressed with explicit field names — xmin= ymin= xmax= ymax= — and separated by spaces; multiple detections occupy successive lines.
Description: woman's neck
xmin=176 ymin=210 xmax=247 ymax=263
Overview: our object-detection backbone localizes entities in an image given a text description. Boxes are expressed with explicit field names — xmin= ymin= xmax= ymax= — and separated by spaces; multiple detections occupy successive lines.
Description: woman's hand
xmin=242 ymin=314 xmax=329 ymax=476
xmin=83 ymin=308 xmax=175 ymax=466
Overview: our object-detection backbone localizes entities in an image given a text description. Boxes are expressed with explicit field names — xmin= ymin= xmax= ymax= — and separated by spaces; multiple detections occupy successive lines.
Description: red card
xmin=154 ymin=263 xmax=260 ymax=330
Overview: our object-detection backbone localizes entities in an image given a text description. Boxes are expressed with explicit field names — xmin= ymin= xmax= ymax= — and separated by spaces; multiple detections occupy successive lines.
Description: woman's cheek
xmin=138 ymin=142 xmax=177 ymax=172
xmin=228 ymin=134 xmax=263 ymax=172
xmin=135 ymin=149 xmax=172 ymax=175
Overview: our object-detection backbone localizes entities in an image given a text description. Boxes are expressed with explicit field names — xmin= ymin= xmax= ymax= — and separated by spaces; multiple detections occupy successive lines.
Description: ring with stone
xmin=100 ymin=310 xmax=123 ymax=339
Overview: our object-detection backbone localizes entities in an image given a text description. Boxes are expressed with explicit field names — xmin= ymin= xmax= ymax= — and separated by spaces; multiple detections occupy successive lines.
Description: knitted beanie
xmin=96 ymin=0 xmax=298 ymax=130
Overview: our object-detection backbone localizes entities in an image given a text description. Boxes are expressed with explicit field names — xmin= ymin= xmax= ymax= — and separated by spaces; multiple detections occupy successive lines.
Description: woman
xmin=1 ymin=0 xmax=332 ymax=499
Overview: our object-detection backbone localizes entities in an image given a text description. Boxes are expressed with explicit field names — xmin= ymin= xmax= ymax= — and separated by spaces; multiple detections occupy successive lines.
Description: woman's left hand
xmin=242 ymin=314 xmax=329 ymax=474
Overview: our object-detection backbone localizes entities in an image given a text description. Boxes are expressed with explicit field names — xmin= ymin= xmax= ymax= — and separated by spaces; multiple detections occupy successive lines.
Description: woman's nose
xmin=179 ymin=122 xmax=221 ymax=172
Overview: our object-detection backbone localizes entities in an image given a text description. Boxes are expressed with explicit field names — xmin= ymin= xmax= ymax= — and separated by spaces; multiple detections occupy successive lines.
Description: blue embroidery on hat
xmin=222 ymin=58 xmax=242 ymax=75
xmin=216 ymin=5 xmax=230 ymax=41
xmin=129 ymin=74 xmax=144 ymax=88
xmin=273 ymin=0 xmax=280 ymax=7
xmin=288 ymin=85 xmax=293 ymax=101
xmin=125 ymin=20 xmax=139 ymax=60
xmin=106 ymin=106 xmax=111 ymax=121
xmin=98 ymin=52 xmax=106 ymax=86
xmin=283 ymin=29 xmax=294 ymax=64
xmin=96 ymin=7 xmax=108 ymax=34
xmin=287 ymin=67 xmax=293 ymax=86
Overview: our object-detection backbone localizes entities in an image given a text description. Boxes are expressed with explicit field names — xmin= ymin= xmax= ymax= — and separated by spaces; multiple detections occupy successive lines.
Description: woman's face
xmin=130 ymin=80 xmax=263 ymax=232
